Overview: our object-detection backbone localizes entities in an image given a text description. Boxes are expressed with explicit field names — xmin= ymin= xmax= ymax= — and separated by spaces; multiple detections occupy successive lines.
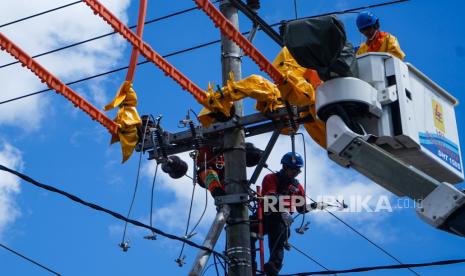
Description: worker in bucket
xmin=356 ymin=11 xmax=405 ymax=60
xmin=250 ymin=152 xmax=308 ymax=276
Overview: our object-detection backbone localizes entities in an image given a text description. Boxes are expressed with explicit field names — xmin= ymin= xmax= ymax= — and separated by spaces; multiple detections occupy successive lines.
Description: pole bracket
xmin=215 ymin=193 xmax=249 ymax=205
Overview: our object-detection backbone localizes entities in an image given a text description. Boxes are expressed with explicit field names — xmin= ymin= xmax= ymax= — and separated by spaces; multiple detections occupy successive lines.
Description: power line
xmin=305 ymin=194 xmax=419 ymax=275
xmin=289 ymin=244 xmax=334 ymax=275
xmin=0 ymin=2 xmax=218 ymax=70
xmin=120 ymin=117 xmax=151 ymax=249
xmin=269 ymin=0 xmax=410 ymax=28
xmin=3 ymin=39 xmax=203 ymax=111
xmin=0 ymin=1 xmax=81 ymax=28
xmin=280 ymin=257 xmax=465 ymax=276
xmin=0 ymin=0 xmax=408 ymax=106
xmin=0 ymin=164 xmax=228 ymax=262
xmin=0 ymin=242 xmax=61 ymax=276
xmin=0 ymin=38 xmax=220 ymax=105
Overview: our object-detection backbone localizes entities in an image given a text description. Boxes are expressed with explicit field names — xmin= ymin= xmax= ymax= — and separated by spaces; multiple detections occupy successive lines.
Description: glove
xmin=281 ymin=212 xmax=294 ymax=227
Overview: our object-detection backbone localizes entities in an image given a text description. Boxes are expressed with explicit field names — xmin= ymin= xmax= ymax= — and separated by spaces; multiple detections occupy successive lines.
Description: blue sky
xmin=0 ymin=0 xmax=465 ymax=275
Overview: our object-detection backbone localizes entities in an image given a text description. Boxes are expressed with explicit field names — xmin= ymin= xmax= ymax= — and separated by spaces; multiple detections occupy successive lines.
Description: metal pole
xmin=221 ymin=1 xmax=252 ymax=275
xmin=188 ymin=206 xmax=230 ymax=276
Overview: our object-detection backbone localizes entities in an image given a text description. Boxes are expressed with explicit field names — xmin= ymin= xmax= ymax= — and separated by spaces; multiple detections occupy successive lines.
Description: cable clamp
xmin=222 ymin=51 xmax=242 ymax=60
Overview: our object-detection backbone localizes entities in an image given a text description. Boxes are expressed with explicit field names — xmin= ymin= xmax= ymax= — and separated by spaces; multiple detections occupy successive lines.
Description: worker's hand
xmin=281 ymin=212 xmax=294 ymax=227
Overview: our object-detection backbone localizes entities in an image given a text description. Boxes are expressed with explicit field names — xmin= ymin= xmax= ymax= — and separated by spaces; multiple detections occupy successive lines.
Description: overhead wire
xmin=296 ymin=132 xmax=308 ymax=231
xmin=177 ymin=168 xmax=198 ymax=263
xmin=273 ymin=0 xmax=410 ymax=26
xmin=293 ymin=0 xmax=298 ymax=19
xmin=213 ymin=254 xmax=221 ymax=276
xmin=0 ymin=0 xmax=409 ymax=106
xmin=186 ymin=115 xmax=209 ymax=237
xmin=0 ymin=39 xmax=220 ymax=106
xmin=0 ymin=242 xmax=61 ymax=276
xmin=280 ymin=257 xmax=465 ymax=276
xmin=120 ymin=116 xmax=151 ymax=249
xmin=264 ymin=218 xmax=332 ymax=274
xmin=148 ymin=163 xmax=159 ymax=236
xmin=289 ymin=243 xmax=334 ymax=275
xmin=0 ymin=1 xmax=81 ymax=28
xmin=0 ymin=164 xmax=228 ymax=262
xmin=308 ymin=193 xmax=420 ymax=275
xmin=0 ymin=1 xmax=221 ymax=70
xmin=188 ymin=178 xmax=209 ymax=237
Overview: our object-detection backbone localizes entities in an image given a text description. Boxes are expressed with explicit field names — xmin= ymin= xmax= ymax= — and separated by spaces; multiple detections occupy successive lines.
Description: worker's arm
xmin=386 ymin=34 xmax=406 ymax=60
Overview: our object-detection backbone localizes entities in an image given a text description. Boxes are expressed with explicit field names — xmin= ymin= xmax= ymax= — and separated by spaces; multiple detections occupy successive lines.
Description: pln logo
xmin=432 ymin=99 xmax=445 ymax=133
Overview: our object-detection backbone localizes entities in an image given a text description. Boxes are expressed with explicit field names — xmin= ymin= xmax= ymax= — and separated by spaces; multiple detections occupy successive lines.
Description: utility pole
xmin=221 ymin=1 xmax=252 ymax=275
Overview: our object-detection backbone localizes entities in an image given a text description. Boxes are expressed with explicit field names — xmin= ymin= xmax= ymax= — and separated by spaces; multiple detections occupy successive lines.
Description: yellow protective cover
xmin=199 ymin=47 xmax=327 ymax=148
xmin=105 ymin=81 xmax=142 ymax=162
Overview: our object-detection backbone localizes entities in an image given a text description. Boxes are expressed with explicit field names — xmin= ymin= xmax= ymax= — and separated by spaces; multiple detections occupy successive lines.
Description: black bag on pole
xmin=283 ymin=15 xmax=357 ymax=81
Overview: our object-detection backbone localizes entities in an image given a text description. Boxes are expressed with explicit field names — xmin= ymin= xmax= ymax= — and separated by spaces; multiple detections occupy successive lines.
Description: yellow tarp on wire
xmin=199 ymin=73 xmax=282 ymax=126
xmin=273 ymin=47 xmax=327 ymax=148
xmin=199 ymin=47 xmax=327 ymax=148
xmin=104 ymin=81 xmax=142 ymax=163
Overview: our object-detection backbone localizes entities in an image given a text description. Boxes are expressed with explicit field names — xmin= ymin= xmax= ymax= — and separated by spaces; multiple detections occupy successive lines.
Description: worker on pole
xmin=251 ymin=152 xmax=308 ymax=276
xmin=356 ymin=11 xmax=406 ymax=60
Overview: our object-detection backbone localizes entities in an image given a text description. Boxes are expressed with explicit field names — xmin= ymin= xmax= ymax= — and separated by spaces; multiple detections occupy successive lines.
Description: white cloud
xmin=0 ymin=0 xmax=131 ymax=130
xmin=0 ymin=142 xmax=23 ymax=238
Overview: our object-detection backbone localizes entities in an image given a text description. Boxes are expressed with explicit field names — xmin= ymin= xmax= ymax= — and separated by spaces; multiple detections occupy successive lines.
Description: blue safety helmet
xmin=356 ymin=11 xmax=379 ymax=31
xmin=281 ymin=152 xmax=304 ymax=169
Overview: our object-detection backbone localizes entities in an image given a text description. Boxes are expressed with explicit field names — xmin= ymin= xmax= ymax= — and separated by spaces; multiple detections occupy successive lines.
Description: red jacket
xmin=262 ymin=171 xmax=305 ymax=213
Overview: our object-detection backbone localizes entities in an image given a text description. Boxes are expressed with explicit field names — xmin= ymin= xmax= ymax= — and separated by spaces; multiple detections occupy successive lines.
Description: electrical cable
xmin=265 ymin=156 xmax=417 ymax=276
xmin=289 ymin=243 xmax=334 ymax=275
xmin=148 ymin=163 xmax=159 ymax=234
xmin=296 ymin=133 xmax=307 ymax=231
xmin=188 ymin=180 xmax=208 ymax=236
xmin=308 ymin=193 xmax=420 ymax=275
xmin=275 ymin=0 xmax=409 ymax=26
xmin=0 ymin=1 xmax=221 ymax=70
xmin=0 ymin=164 xmax=228 ymax=261
xmin=264 ymin=221 xmax=332 ymax=275
xmin=120 ymin=117 xmax=150 ymax=248
xmin=177 ymin=152 xmax=199 ymax=262
xmin=201 ymin=261 xmax=216 ymax=276
xmin=0 ymin=242 xmax=61 ymax=276
xmin=213 ymin=254 xmax=221 ymax=276
xmin=0 ymin=39 xmax=221 ymax=106
xmin=216 ymin=253 xmax=229 ymax=276
xmin=293 ymin=0 xmax=298 ymax=19
xmin=0 ymin=1 xmax=81 ymax=28
xmin=0 ymin=0 xmax=408 ymax=106
xmin=280 ymin=258 xmax=465 ymax=276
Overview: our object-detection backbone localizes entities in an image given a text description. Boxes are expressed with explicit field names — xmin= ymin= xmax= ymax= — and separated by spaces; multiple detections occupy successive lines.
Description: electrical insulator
xmin=246 ymin=0 xmax=260 ymax=10
xmin=161 ymin=155 xmax=188 ymax=179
